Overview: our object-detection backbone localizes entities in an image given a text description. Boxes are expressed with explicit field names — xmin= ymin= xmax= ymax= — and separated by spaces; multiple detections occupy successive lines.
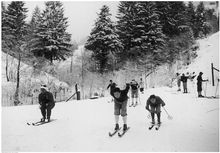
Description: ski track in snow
xmin=2 ymin=87 xmax=219 ymax=152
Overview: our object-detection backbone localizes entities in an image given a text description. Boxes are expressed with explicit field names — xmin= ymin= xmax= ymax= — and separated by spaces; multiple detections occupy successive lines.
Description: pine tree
xmin=85 ymin=5 xmax=123 ymax=73
xmin=31 ymin=1 xmax=72 ymax=64
xmin=116 ymin=1 xmax=137 ymax=60
xmin=194 ymin=2 xmax=207 ymax=38
xmin=5 ymin=1 xmax=28 ymax=106
xmin=155 ymin=2 xmax=188 ymax=36
xmin=116 ymin=2 xmax=166 ymax=67
xmin=1 ymin=2 xmax=15 ymax=52
xmin=186 ymin=2 xmax=197 ymax=38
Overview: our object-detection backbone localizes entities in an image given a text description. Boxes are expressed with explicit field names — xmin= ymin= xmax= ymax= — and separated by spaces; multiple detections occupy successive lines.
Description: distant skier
xmin=145 ymin=94 xmax=165 ymax=124
xmin=130 ymin=79 xmax=139 ymax=106
xmin=107 ymin=80 xmax=116 ymax=102
xmin=181 ymin=73 xmax=189 ymax=93
xmin=111 ymin=83 xmax=130 ymax=131
xmin=189 ymin=72 xmax=196 ymax=81
xmin=197 ymin=72 xmax=208 ymax=97
xmin=139 ymin=78 xmax=144 ymax=94
xmin=176 ymin=73 xmax=181 ymax=91
xmin=38 ymin=85 xmax=55 ymax=122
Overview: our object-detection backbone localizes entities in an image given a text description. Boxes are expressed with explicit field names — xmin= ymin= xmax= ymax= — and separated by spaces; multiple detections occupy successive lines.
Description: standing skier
xmin=139 ymin=78 xmax=144 ymax=94
xmin=107 ymin=80 xmax=116 ymax=102
xmin=176 ymin=73 xmax=181 ymax=91
xmin=197 ymin=72 xmax=208 ymax=97
xmin=145 ymin=94 xmax=165 ymax=124
xmin=130 ymin=79 xmax=139 ymax=106
xmin=38 ymin=85 xmax=55 ymax=122
xmin=181 ymin=73 xmax=189 ymax=93
xmin=111 ymin=83 xmax=130 ymax=131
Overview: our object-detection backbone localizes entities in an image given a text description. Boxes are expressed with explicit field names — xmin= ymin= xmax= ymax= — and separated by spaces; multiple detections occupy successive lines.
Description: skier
xmin=38 ymin=85 xmax=55 ymax=122
xmin=176 ymin=73 xmax=181 ymax=91
xmin=181 ymin=73 xmax=189 ymax=93
xmin=107 ymin=80 xmax=116 ymax=102
xmin=130 ymin=79 xmax=139 ymax=106
xmin=197 ymin=72 xmax=208 ymax=97
xmin=111 ymin=83 xmax=130 ymax=131
xmin=145 ymin=94 xmax=165 ymax=124
xmin=139 ymin=78 xmax=144 ymax=94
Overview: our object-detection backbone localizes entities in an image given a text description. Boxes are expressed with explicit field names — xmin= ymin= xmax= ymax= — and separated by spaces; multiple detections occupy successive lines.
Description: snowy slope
xmin=180 ymin=32 xmax=219 ymax=97
xmin=2 ymin=87 xmax=219 ymax=152
xmin=2 ymin=32 xmax=219 ymax=152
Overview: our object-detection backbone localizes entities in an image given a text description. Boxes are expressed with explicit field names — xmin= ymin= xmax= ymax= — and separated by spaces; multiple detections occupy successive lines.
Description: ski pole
xmin=138 ymin=90 xmax=141 ymax=105
xmin=162 ymin=106 xmax=173 ymax=120
xmin=204 ymin=81 xmax=208 ymax=97
xmin=215 ymin=78 xmax=219 ymax=97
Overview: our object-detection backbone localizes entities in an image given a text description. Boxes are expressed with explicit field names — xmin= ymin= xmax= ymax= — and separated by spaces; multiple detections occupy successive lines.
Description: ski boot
xmin=151 ymin=119 xmax=155 ymax=124
xmin=46 ymin=117 xmax=50 ymax=122
xmin=115 ymin=123 xmax=119 ymax=130
xmin=41 ymin=117 xmax=46 ymax=122
xmin=123 ymin=124 xmax=128 ymax=131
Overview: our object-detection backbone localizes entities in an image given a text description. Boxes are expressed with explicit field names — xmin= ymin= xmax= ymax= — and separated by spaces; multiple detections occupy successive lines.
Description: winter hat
xmin=199 ymin=72 xmax=203 ymax=75
xmin=40 ymin=84 xmax=48 ymax=91
xmin=114 ymin=87 xmax=120 ymax=93
xmin=149 ymin=94 xmax=156 ymax=99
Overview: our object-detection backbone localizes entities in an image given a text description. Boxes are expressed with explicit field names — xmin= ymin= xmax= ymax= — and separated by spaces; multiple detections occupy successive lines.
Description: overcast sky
xmin=21 ymin=1 xmax=119 ymax=42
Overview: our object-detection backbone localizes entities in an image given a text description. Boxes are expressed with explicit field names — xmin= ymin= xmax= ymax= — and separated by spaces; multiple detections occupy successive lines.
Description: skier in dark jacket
xmin=145 ymin=94 xmax=165 ymax=124
xmin=181 ymin=73 xmax=189 ymax=93
xmin=111 ymin=83 xmax=130 ymax=131
xmin=38 ymin=85 xmax=55 ymax=122
xmin=197 ymin=72 xmax=208 ymax=97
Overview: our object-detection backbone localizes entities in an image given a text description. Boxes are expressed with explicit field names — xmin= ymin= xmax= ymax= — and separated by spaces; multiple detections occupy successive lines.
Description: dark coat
xmin=146 ymin=96 xmax=165 ymax=110
xmin=181 ymin=75 xmax=188 ymax=83
xmin=39 ymin=91 xmax=55 ymax=108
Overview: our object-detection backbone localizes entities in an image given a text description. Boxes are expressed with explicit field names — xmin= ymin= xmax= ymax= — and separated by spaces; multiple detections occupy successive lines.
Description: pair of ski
xmin=149 ymin=123 xmax=161 ymax=130
xmin=27 ymin=119 xmax=57 ymax=126
xmin=109 ymin=127 xmax=130 ymax=137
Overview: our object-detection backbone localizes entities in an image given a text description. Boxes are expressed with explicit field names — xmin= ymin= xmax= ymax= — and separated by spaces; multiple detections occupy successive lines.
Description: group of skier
xmin=174 ymin=71 xmax=208 ymax=97
xmin=107 ymin=79 xmax=165 ymax=132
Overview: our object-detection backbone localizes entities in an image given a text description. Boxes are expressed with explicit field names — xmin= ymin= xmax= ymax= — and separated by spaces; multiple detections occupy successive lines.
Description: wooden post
xmin=75 ymin=84 xmax=80 ymax=100
xmin=211 ymin=63 xmax=214 ymax=86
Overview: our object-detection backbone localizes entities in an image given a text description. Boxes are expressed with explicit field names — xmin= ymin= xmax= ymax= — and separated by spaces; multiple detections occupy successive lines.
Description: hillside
xmin=2 ymin=31 xmax=219 ymax=152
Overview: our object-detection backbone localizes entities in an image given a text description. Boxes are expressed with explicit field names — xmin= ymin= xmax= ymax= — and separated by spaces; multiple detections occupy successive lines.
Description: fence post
xmin=211 ymin=63 xmax=214 ymax=86
xmin=75 ymin=84 xmax=80 ymax=100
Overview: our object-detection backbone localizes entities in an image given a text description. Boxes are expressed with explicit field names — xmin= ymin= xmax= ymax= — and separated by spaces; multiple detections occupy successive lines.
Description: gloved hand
xmin=162 ymin=103 xmax=165 ymax=107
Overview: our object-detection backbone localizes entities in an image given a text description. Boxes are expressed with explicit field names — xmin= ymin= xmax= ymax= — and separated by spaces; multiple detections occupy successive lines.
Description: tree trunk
xmin=5 ymin=54 xmax=9 ymax=82
xmin=14 ymin=54 xmax=21 ymax=106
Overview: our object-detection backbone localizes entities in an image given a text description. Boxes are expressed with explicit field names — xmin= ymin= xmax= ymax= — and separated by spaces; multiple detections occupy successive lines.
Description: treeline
xmin=2 ymin=1 xmax=75 ymax=105
xmin=85 ymin=1 xmax=219 ymax=73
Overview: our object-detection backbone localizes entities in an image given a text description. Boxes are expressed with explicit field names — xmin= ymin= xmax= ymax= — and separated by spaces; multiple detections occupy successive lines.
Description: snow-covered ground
xmin=2 ymin=32 xmax=219 ymax=152
xmin=2 ymin=87 xmax=219 ymax=152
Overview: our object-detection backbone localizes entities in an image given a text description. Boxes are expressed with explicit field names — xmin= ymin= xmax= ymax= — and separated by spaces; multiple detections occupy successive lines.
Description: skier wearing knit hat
xmin=38 ymin=85 xmax=55 ymax=122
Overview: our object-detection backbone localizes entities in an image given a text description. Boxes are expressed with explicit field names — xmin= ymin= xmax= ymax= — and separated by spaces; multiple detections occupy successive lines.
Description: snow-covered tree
xmin=5 ymin=1 xmax=28 ymax=106
xmin=155 ymin=2 xmax=188 ymax=36
xmin=116 ymin=1 xmax=137 ymax=61
xmin=31 ymin=1 xmax=72 ymax=64
xmin=194 ymin=2 xmax=207 ymax=38
xmin=85 ymin=5 xmax=123 ymax=73
xmin=117 ymin=2 xmax=166 ymax=67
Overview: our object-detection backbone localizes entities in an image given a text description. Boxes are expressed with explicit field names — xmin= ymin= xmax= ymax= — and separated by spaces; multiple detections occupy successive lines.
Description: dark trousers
xmin=40 ymin=104 xmax=55 ymax=119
